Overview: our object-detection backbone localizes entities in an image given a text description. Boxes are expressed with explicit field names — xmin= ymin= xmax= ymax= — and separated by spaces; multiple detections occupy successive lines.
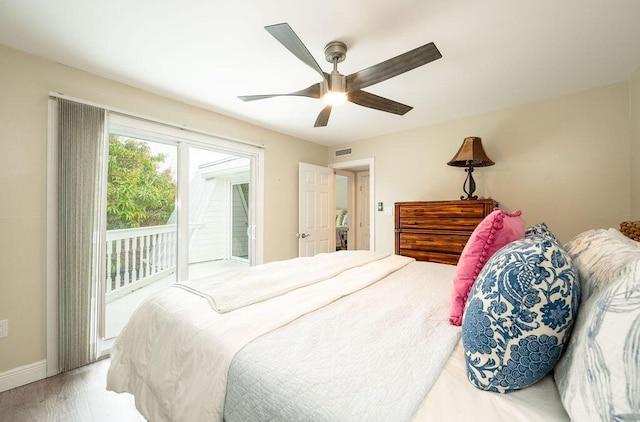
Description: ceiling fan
xmin=239 ymin=23 xmax=442 ymax=127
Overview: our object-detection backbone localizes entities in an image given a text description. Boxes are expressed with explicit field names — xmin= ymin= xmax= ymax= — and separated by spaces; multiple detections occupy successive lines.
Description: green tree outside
xmin=107 ymin=135 xmax=177 ymax=230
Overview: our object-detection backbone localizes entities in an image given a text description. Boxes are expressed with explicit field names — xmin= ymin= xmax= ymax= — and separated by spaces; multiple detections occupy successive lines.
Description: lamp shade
xmin=447 ymin=137 xmax=495 ymax=168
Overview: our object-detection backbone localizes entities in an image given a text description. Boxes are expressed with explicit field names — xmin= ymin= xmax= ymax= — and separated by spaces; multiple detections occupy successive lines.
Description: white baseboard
xmin=0 ymin=360 xmax=47 ymax=393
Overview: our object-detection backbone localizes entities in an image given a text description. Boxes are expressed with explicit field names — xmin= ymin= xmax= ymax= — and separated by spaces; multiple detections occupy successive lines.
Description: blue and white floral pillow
xmin=525 ymin=222 xmax=560 ymax=243
xmin=461 ymin=235 xmax=579 ymax=393
xmin=554 ymin=229 xmax=640 ymax=421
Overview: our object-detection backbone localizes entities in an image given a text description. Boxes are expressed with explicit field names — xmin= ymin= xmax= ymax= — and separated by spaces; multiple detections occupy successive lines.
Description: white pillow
xmin=554 ymin=229 xmax=640 ymax=421
xmin=607 ymin=227 xmax=640 ymax=248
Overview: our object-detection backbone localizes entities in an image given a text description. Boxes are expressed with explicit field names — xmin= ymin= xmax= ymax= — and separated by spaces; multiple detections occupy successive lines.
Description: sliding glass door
xmin=104 ymin=134 xmax=178 ymax=339
xmin=184 ymin=148 xmax=251 ymax=279
xmin=103 ymin=115 xmax=261 ymax=345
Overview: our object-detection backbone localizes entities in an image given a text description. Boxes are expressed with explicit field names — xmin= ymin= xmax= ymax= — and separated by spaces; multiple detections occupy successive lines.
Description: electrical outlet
xmin=0 ymin=320 xmax=8 ymax=338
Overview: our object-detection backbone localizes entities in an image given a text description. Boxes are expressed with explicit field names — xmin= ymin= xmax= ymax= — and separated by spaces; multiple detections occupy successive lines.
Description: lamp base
xmin=460 ymin=166 xmax=478 ymax=200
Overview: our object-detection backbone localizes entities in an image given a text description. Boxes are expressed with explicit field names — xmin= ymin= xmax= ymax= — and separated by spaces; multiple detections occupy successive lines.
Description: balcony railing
xmin=105 ymin=225 xmax=177 ymax=302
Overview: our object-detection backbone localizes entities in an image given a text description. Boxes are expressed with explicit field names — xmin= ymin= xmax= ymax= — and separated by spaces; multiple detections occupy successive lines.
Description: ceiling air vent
xmin=334 ymin=147 xmax=353 ymax=157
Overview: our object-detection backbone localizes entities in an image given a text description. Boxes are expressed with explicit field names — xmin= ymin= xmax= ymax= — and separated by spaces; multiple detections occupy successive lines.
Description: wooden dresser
xmin=394 ymin=199 xmax=498 ymax=265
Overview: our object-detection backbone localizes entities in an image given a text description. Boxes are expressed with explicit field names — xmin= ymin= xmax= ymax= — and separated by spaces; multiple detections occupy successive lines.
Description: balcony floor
xmin=105 ymin=259 xmax=248 ymax=340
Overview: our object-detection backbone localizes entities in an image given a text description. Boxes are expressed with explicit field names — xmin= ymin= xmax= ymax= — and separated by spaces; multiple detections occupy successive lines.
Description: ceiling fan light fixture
xmin=323 ymin=91 xmax=347 ymax=106
xmin=322 ymin=68 xmax=347 ymax=105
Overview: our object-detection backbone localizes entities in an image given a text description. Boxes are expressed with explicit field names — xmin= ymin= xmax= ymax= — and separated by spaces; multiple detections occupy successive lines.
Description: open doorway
xmin=331 ymin=158 xmax=374 ymax=251
xmin=334 ymin=172 xmax=351 ymax=251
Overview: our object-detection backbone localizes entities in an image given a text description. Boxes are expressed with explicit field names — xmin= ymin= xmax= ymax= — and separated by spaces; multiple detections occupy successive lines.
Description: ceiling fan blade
xmin=314 ymin=105 xmax=332 ymax=127
xmin=238 ymin=82 xmax=322 ymax=102
xmin=265 ymin=23 xmax=327 ymax=83
xmin=348 ymin=90 xmax=413 ymax=115
xmin=346 ymin=42 xmax=441 ymax=92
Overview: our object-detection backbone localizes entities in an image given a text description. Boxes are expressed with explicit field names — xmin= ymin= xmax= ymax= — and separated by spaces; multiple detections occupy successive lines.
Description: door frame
xmin=334 ymin=170 xmax=355 ymax=250
xmin=330 ymin=158 xmax=375 ymax=251
xmin=355 ymin=171 xmax=371 ymax=250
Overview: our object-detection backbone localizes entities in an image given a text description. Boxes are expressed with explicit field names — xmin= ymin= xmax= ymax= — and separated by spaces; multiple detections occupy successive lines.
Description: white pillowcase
xmin=554 ymin=229 xmax=640 ymax=421
xmin=607 ymin=227 xmax=640 ymax=248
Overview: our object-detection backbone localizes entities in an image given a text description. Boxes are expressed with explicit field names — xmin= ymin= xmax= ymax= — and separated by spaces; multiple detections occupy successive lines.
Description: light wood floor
xmin=0 ymin=358 xmax=145 ymax=422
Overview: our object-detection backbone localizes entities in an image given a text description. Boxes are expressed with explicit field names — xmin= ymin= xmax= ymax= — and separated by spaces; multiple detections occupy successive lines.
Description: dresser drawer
xmin=397 ymin=201 xmax=490 ymax=230
xmin=398 ymin=232 xmax=469 ymax=255
xmin=398 ymin=216 xmax=484 ymax=231
xmin=399 ymin=202 xmax=487 ymax=219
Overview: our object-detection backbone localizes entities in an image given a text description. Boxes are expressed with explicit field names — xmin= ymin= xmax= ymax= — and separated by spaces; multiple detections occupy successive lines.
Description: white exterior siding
xmin=182 ymin=158 xmax=250 ymax=264
xmin=231 ymin=183 xmax=249 ymax=258
xmin=189 ymin=179 xmax=230 ymax=263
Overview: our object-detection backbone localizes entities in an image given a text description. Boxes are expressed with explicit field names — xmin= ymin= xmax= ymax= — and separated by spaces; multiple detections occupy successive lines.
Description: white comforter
xmin=107 ymin=252 xmax=415 ymax=422
xmin=176 ymin=250 xmax=390 ymax=312
xmin=224 ymin=260 xmax=461 ymax=421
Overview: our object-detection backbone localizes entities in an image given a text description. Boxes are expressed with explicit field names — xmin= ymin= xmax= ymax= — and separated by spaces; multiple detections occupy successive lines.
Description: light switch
xmin=377 ymin=202 xmax=384 ymax=212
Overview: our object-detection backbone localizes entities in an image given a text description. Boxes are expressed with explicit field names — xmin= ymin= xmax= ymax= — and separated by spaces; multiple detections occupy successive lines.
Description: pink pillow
xmin=449 ymin=208 xmax=524 ymax=326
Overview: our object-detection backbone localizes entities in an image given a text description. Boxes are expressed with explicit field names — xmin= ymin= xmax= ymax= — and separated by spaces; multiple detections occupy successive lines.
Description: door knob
xmin=296 ymin=233 xmax=310 ymax=239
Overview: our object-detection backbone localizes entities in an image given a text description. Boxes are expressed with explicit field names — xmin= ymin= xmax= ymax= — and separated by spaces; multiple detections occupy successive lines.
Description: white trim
xmin=0 ymin=360 xmax=47 ymax=393
xmin=253 ymin=150 xmax=265 ymax=265
xmin=48 ymin=92 xmax=265 ymax=150
xmin=177 ymin=143 xmax=190 ymax=282
xmin=355 ymin=171 xmax=371 ymax=250
xmin=330 ymin=158 xmax=375 ymax=251
xmin=108 ymin=113 xmax=261 ymax=156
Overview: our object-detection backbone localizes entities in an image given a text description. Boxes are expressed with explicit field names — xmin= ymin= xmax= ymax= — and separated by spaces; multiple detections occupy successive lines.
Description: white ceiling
xmin=1 ymin=0 xmax=640 ymax=146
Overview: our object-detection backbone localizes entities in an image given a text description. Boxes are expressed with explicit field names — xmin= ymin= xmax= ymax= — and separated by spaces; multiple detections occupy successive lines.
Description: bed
xmin=107 ymin=220 xmax=640 ymax=422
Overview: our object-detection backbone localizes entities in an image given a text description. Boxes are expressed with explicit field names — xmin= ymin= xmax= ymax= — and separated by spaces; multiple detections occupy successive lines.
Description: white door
xmin=356 ymin=171 xmax=370 ymax=250
xmin=298 ymin=163 xmax=335 ymax=257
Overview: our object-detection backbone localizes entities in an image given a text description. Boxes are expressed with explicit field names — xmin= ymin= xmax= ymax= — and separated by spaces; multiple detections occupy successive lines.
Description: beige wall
xmin=0 ymin=44 xmax=327 ymax=373
xmin=330 ymin=82 xmax=632 ymax=254
xmin=630 ymin=68 xmax=640 ymax=219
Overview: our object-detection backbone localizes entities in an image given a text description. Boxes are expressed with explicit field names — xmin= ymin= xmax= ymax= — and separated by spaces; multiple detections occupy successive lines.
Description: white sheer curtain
xmin=57 ymin=98 xmax=107 ymax=372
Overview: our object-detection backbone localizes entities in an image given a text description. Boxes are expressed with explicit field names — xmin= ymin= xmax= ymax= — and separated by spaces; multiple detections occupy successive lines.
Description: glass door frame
xmin=101 ymin=113 xmax=264 ymax=350
xmin=107 ymin=113 xmax=264 ymax=271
